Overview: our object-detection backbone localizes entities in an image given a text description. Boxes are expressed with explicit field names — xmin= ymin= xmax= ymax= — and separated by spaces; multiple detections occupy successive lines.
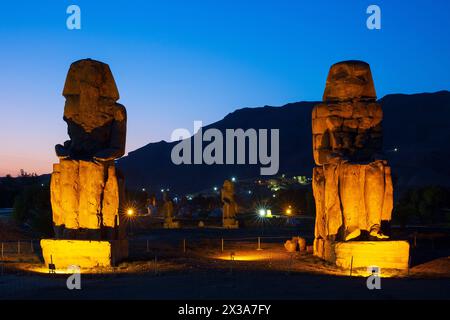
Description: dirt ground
xmin=0 ymin=225 xmax=449 ymax=299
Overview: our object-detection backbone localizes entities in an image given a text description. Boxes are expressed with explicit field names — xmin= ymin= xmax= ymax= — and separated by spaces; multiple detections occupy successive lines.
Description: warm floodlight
xmin=285 ymin=205 xmax=292 ymax=215
xmin=127 ymin=208 xmax=134 ymax=216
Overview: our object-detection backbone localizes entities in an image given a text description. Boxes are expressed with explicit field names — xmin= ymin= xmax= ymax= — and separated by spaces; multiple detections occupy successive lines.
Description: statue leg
xmin=102 ymin=164 xmax=120 ymax=240
xmin=313 ymin=167 xmax=326 ymax=239
xmin=50 ymin=163 xmax=63 ymax=238
xmin=78 ymin=161 xmax=104 ymax=239
xmin=60 ymin=160 xmax=80 ymax=238
xmin=381 ymin=165 xmax=394 ymax=221
xmin=324 ymin=164 xmax=343 ymax=240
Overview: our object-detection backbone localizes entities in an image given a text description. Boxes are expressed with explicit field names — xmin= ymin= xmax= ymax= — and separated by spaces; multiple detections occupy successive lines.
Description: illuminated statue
xmin=221 ymin=180 xmax=239 ymax=228
xmin=162 ymin=192 xmax=174 ymax=220
xmin=312 ymin=61 xmax=392 ymax=242
xmin=50 ymin=59 xmax=127 ymax=240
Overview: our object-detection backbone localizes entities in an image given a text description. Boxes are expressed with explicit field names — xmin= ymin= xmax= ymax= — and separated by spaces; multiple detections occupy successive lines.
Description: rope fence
xmin=132 ymin=235 xmax=300 ymax=256
xmin=0 ymin=232 xmax=443 ymax=259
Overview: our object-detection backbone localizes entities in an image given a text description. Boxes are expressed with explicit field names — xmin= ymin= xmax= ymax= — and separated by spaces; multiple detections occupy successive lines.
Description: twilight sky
xmin=0 ymin=0 xmax=449 ymax=176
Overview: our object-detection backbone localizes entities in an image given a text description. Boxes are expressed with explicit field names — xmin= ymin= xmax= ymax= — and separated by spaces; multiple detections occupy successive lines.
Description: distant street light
xmin=258 ymin=209 xmax=266 ymax=217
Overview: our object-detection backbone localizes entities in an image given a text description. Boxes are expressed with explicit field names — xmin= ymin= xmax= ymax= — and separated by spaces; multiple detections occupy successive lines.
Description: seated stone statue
xmin=312 ymin=61 xmax=392 ymax=241
xmin=221 ymin=180 xmax=238 ymax=228
xmin=50 ymin=59 xmax=127 ymax=240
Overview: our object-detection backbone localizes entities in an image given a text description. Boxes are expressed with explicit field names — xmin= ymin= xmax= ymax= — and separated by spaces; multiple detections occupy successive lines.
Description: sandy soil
xmin=0 ymin=226 xmax=449 ymax=299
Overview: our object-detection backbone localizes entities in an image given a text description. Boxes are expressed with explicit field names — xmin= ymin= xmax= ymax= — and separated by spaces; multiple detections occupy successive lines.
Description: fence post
xmin=257 ymin=237 xmax=262 ymax=250
xmin=1 ymin=243 xmax=3 ymax=258
xmin=31 ymin=240 xmax=34 ymax=253
xmin=221 ymin=238 xmax=224 ymax=252
xmin=146 ymin=240 xmax=149 ymax=253
xmin=18 ymin=241 xmax=20 ymax=254
xmin=183 ymin=239 xmax=186 ymax=253
xmin=350 ymin=256 xmax=354 ymax=276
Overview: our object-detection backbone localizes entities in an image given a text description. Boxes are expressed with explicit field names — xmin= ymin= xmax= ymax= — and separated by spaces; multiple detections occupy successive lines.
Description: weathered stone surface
xmin=63 ymin=59 xmax=119 ymax=100
xmin=50 ymin=163 xmax=64 ymax=236
xmin=284 ymin=236 xmax=306 ymax=252
xmin=49 ymin=59 xmax=127 ymax=241
xmin=323 ymin=164 xmax=342 ymax=238
xmin=162 ymin=192 xmax=180 ymax=229
xmin=313 ymin=161 xmax=393 ymax=241
xmin=314 ymin=239 xmax=410 ymax=270
xmin=312 ymin=61 xmax=394 ymax=244
xmin=51 ymin=160 xmax=121 ymax=239
xmin=298 ymin=237 xmax=307 ymax=252
xmin=221 ymin=180 xmax=239 ymax=228
xmin=284 ymin=239 xmax=297 ymax=253
xmin=56 ymin=59 xmax=126 ymax=162
xmin=41 ymin=239 xmax=128 ymax=269
xmin=323 ymin=60 xmax=376 ymax=102
xmin=312 ymin=167 xmax=326 ymax=239
xmin=312 ymin=63 xmax=383 ymax=167
xmin=102 ymin=165 xmax=120 ymax=229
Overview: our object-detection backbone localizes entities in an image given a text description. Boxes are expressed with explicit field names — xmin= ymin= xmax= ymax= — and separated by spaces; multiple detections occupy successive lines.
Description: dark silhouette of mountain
xmin=117 ymin=91 xmax=450 ymax=195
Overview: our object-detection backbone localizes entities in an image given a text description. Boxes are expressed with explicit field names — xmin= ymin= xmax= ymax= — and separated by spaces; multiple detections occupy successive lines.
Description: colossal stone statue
xmin=312 ymin=61 xmax=392 ymax=242
xmin=50 ymin=59 xmax=127 ymax=240
xmin=221 ymin=180 xmax=239 ymax=228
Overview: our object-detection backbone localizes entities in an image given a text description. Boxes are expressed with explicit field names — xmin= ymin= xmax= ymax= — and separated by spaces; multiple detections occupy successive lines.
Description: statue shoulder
xmin=114 ymin=103 xmax=127 ymax=122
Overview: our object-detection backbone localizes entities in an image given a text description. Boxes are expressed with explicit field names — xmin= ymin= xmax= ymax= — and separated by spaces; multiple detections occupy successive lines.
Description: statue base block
xmin=223 ymin=219 xmax=239 ymax=229
xmin=40 ymin=239 xmax=128 ymax=269
xmin=313 ymin=239 xmax=410 ymax=270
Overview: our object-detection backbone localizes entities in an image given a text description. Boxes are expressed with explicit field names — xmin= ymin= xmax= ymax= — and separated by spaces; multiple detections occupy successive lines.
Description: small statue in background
xmin=162 ymin=192 xmax=180 ymax=229
xmin=221 ymin=180 xmax=239 ymax=228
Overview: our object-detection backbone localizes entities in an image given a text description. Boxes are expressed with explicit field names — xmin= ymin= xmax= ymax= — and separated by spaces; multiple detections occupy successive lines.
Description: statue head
xmin=323 ymin=60 xmax=376 ymax=102
xmin=222 ymin=180 xmax=234 ymax=192
xmin=62 ymin=59 xmax=121 ymax=132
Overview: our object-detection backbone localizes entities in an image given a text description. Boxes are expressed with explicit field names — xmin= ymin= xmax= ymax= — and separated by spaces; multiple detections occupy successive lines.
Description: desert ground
xmin=0 ymin=217 xmax=449 ymax=300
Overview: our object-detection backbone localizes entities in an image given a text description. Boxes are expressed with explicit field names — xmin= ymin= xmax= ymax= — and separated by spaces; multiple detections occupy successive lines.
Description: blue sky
xmin=0 ymin=0 xmax=449 ymax=175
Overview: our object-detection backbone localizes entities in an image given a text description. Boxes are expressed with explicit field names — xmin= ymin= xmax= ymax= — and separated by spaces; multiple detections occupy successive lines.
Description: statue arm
xmin=55 ymin=140 xmax=71 ymax=159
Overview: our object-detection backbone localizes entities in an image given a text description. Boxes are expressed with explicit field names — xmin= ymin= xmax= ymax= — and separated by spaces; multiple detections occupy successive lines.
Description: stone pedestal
xmin=40 ymin=239 xmax=128 ymax=269
xmin=313 ymin=239 xmax=410 ymax=270
xmin=223 ymin=218 xmax=239 ymax=229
